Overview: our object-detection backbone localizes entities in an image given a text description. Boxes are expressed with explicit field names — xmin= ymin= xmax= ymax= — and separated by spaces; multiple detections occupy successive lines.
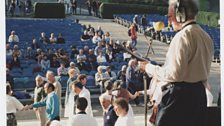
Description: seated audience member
xmin=39 ymin=32 xmax=49 ymax=44
xmin=10 ymin=54 xmax=21 ymax=69
xmin=87 ymin=24 xmax=94 ymax=32
xmin=117 ymin=65 xmax=127 ymax=83
xmin=70 ymin=97 xmax=97 ymax=126
xmin=104 ymin=66 xmax=117 ymax=82
xmin=49 ymin=33 xmax=57 ymax=44
xmin=105 ymin=49 xmax=115 ymax=63
xmin=83 ymin=46 xmax=89 ymax=56
xmin=24 ymin=47 xmax=35 ymax=60
xmin=31 ymin=38 xmax=40 ymax=50
xmin=104 ymin=43 xmax=112 ymax=53
xmin=95 ymin=66 xmax=110 ymax=93
xmin=70 ymin=45 xmax=79 ymax=59
xmin=41 ymin=55 xmax=50 ymax=71
xmin=94 ymin=42 xmax=104 ymax=56
xmin=86 ymin=57 xmax=98 ymax=72
xmin=8 ymin=30 xmax=19 ymax=43
xmin=50 ymin=56 xmax=60 ymax=68
xmin=36 ymin=50 xmax=45 ymax=65
xmin=77 ymin=49 xmax=87 ymax=63
xmin=87 ymin=49 xmax=97 ymax=63
xmin=68 ymin=62 xmax=80 ymax=76
xmin=6 ymin=68 xmax=14 ymax=89
xmin=47 ymin=49 xmax=57 ymax=62
xmin=81 ymin=30 xmax=91 ymax=41
xmin=88 ymin=27 xmax=95 ymax=38
xmin=114 ymin=98 xmax=135 ymax=126
xmin=12 ymin=45 xmax=22 ymax=58
xmin=6 ymin=44 xmax=13 ymax=57
xmin=97 ymin=51 xmax=107 ymax=64
xmin=99 ymin=93 xmax=118 ymax=126
xmin=56 ymin=49 xmax=69 ymax=66
xmin=123 ymin=41 xmax=133 ymax=62
xmin=77 ymin=58 xmax=87 ymax=71
xmin=57 ymin=62 xmax=68 ymax=76
xmin=103 ymin=32 xmax=111 ymax=43
xmin=92 ymin=32 xmax=102 ymax=44
xmin=57 ymin=33 xmax=65 ymax=44
xmin=96 ymin=26 xmax=104 ymax=37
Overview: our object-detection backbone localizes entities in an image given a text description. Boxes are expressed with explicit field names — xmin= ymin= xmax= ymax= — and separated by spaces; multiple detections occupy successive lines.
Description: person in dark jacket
xmin=99 ymin=93 xmax=118 ymax=126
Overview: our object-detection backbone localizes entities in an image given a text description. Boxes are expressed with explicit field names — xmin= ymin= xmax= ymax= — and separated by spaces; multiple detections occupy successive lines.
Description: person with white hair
xmin=139 ymin=0 xmax=213 ymax=125
xmin=126 ymin=59 xmax=141 ymax=105
xmin=95 ymin=66 xmax=110 ymax=93
xmin=34 ymin=75 xmax=47 ymax=126
xmin=50 ymin=120 xmax=62 ymax=126
xmin=64 ymin=69 xmax=77 ymax=120
xmin=99 ymin=93 xmax=118 ymax=126
xmin=8 ymin=30 xmax=19 ymax=43
xmin=81 ymin=30 xmax=91 ymax=41
xmin=96 ymin=26 xmax=104 ymax=37
xmin=123 ymin=41 xmax=132 ymax=62
xmin=133 ymin=14 xmax=138 ymax=24
xmin=46 ymin=71 xmax=62 ymax=110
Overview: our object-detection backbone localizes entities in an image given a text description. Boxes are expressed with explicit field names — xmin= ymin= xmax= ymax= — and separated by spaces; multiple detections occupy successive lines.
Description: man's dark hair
xmin=77 ymin=74 xmax=87 ymax=81
xmin=6 ymin=84 xmax=11 ymax=94
xmin=47 ymin=83 xmax=55 ymax=91
xmin=77 ymin=97 xmax=88 ymax=111
xmin=104 ymin=80 xmax=113 ymax=90
xmin=114 ymin=97 xmax=129 ymax=112
xmin=72 ymin=80 xmax=83 ymax=89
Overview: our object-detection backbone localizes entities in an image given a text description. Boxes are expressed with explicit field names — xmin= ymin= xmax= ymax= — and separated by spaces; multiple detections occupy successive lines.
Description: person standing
xmin=129 ymin=23 xmax=138 ymax=48
xmin=141 ymin=14 xmax=147 ymax=33
xmin=34 ymin=75 xmax=47 ymax=126
xmin=64 ymin=69 xmax=77 ymax=119
xmin=99 ymin=93 xmax=118 ymax=126
xmin=46 ymin=70 xmax=62 ymax=119
xmin=46 ymin=71 xmax=62 ymax=108
xmin=71 ymin=80 xmax=93 ymax=116
xmin=71 ymin=0 xmax=77 ymax=14
xmin=86 ymin=0 xmax=92 ymax=16
xmin=70 ymin=97 xmax=98 ymax=126
xmin=30 ymin=83 xmax=60 ymax=126
xmin=6 ymin=84 xmax=27 ymax=126
xmin=139 ymin=0 xmax=213 ymax=126
xmin=114 ymin=98 xmax=135 ymax=126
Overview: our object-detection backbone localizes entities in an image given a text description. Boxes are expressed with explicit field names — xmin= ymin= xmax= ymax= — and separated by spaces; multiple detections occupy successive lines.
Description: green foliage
xmin=99 ymin=0 xmax=168 ymax=6
xmin=34 ymin=2 xmax=65 ymax=18
xmin=196 ymin=11 xmax=219 ymax=27
xmin=99 ymin=3 xmax=168 ymax=19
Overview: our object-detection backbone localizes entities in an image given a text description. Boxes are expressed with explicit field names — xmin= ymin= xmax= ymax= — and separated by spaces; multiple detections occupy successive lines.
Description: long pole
xmin=143 ymin=74 xmax=148 ymax=126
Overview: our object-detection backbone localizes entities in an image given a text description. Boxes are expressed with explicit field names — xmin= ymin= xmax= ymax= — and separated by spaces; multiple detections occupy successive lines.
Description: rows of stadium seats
xmin=114 ymin=14 xmax=220 ymax=62
xmin=6 ymin=19 xmax=129 ymax=99
xmin=6 ymin=19 xmax=83 ymax=42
